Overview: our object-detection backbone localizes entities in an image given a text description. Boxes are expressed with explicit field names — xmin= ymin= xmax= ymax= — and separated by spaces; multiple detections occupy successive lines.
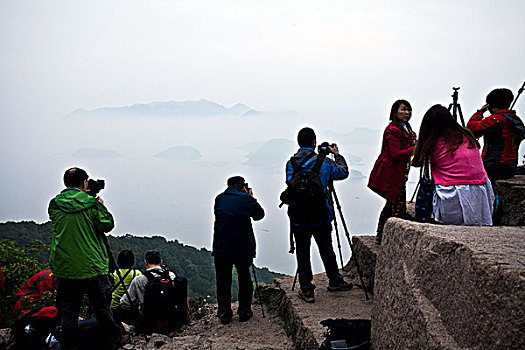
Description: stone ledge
xmin=260 ymin=269 xmax=373 ymax=349
xmin=372 ymin=218 xmax=525 ymax=350
xmin=344 ymin=236 xmax=378 ymax=293
xmin=494 ymin=174 xmax=525 ymax=225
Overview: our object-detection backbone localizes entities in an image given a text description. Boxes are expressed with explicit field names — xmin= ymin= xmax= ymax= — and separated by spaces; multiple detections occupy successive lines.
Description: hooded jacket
xmin=285 ymin=147 xmax=349 ymax=226
xmin=48 ymin=189 xmax=114 ymax=279
xmin=212 ymin=186 xmax=265 ymax=259
xmin=467 ymin=109 xmax=525 ymax=167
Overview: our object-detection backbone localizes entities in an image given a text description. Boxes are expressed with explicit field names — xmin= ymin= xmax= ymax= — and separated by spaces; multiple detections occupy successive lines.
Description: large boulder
xmin=494 ymin=175 xmax=525 ymax=226
xmin=372 ymin=218 xmax=525 ymax=350
xmin=344 ymin=236 xmax=378 ymax=293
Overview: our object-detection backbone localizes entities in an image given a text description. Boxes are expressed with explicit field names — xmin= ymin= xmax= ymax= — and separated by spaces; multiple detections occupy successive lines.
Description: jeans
xmin=214 ymin=257 xmax=253 ymax=317
xmin=293 ymin=223 xmax=343 ymax=292
xmin=56 ymin=275 xmax=121 ymax=350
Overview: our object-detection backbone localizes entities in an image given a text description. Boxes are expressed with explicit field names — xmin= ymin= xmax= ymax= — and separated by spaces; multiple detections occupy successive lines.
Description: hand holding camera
xmin=318 ymin=142 xmax=339 ymax=155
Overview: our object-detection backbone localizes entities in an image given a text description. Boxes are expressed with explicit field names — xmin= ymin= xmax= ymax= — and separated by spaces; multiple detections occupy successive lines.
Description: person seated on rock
xmin=467 ymin=88 xmax=525 ymax=183
xmin=13 ymin=269 xmax=56 ymax=314
xmin=413 ymin=105 xmax=494 ymax=225
xmin=118 ymin=250 xmax=178 ymax=334
xmin=110 ymin=250 xmax=141 ymax=310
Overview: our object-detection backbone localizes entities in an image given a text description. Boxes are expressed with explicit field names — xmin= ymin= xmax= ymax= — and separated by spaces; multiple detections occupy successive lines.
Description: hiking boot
xmin=218 ymin=309 xmax=233 ymax=325
xmin=238 ymin=310 xmax=253 ymax=322
xmin=298 ymin=289 xmax=315 ymax=303
xmin=327 ymin=280 xmax=353 ymax=292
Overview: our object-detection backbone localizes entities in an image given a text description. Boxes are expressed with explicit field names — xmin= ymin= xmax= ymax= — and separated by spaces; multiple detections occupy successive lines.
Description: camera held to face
xmin=87 ymin=179 xmax=105 ymax=197
xmin=318 ymin=142 xmax=335 ymax=156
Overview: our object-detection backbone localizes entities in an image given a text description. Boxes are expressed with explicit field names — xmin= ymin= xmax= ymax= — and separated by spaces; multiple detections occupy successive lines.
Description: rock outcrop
xmin=494 ymin=174 xmax=525 ymax=226
xmin=344 ymin=235 xmax=378 ymax=293
xmin=372 ymin=218 xmax=525 ymax=350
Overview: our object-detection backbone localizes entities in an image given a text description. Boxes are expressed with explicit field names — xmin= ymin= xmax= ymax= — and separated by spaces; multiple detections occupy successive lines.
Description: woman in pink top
xmin=413 ymin=105 xmax=494 ymax=225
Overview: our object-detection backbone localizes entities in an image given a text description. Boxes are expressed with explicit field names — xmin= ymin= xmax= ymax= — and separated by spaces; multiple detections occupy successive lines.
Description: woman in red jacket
xmin=368 ymin=100 xmax=417 ymax=244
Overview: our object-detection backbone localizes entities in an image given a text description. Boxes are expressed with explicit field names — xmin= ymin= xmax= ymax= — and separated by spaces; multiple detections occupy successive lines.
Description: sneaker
xmin=298 ymin=289 xmax=315 ymax=303
xmin=327 ymin=280 xmax=353 ymax=292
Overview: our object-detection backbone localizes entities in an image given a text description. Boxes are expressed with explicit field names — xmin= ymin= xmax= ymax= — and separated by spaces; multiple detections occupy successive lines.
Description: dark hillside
xmin=0 ymin=221 xmax=285 ymax=302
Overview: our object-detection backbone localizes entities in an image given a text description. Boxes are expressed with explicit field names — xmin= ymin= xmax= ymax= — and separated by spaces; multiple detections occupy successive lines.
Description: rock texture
xmin=372 ymin=218 xmax=525 ymax=350
xmin=260 ymin=270 xmax=373 ymax=350
xmin=494 ymin=175 xmax=525 ymax=226
xmin=344 ymin=236 xmax=378 ymax=293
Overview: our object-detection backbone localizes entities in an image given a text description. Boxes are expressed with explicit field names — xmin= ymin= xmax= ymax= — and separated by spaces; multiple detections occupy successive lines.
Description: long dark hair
xmin=389 ymin=99 xmax=412 ymax=121
xmin=412 ymin=104 xmax=479 ymax=167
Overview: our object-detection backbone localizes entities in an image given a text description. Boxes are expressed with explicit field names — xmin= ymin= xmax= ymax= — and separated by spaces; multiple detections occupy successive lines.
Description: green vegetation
xmin=0 ymin=239 xmax=51 ymax=328
xmin=0 ymin=221 xmax=285 ymax=305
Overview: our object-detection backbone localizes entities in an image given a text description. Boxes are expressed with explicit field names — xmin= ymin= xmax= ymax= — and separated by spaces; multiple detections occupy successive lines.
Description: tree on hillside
xmin=0 ymin=239 xmax=51 ymax=328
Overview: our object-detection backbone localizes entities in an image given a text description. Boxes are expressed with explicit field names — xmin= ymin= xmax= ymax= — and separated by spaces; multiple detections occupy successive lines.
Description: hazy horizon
xmin=1 ymin=1 xmax=524 ymax=275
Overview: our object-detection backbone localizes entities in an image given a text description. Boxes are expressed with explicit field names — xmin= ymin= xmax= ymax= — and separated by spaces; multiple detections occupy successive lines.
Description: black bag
xmin=414 ymin=162 xmax=434 ymax=222
xmin=11 ymin=306 xmax=59 ymax=350
xmin=142 ymin=269 xmax=188 ymax=334
xmin=319 ymin=318 xmax=371 ymax=350
xmin=282 ymin=152 xmax=329 ymax=225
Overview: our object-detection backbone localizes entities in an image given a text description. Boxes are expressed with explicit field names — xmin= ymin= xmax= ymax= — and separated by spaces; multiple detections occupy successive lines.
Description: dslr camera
xmin=87 ymin=179 xmax=105 ymax=197
xmin=318 ymin=142 xmax=335 ymax=156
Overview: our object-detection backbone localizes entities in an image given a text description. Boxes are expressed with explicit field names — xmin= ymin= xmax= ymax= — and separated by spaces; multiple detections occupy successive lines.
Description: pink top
xmin=431 ymin=136 xmax=488 ymax=186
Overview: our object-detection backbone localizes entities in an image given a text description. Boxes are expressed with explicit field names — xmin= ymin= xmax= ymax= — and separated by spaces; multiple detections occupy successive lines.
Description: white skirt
xmin=433 ymin=180 xmax=494 ymax=226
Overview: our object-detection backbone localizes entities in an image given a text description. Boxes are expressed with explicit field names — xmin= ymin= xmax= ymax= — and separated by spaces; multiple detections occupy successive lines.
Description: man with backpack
xmin=212 ymin=176 xmax=265 ymax=324
xmin=119 ymin=250 xmax=186 ymax=334
xmin=284 ymin=127 xmax=352 ymax=303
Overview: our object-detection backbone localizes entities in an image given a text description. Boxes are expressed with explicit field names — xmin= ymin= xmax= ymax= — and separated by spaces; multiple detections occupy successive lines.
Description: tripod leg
xmin=291 ymin=269 xmax=298 ymax=291
xmin=331 ymin=189 xmax=370 ymax=300
xmin=457 ymin=104 xmax=466 ymax=127
xmin=333 ymin=216 xmax=344 ymax=270
xmin=251 ymin=264 xmax=265 ymax=318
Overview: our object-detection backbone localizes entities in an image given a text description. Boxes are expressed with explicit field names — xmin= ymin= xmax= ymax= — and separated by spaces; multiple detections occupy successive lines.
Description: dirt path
xmin=122 ymin=302 xmax=294 ymax=350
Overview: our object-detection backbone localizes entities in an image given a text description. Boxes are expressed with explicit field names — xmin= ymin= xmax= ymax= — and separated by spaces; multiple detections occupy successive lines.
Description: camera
xmin=318 ymin=142 xmax=335 ymax=156
xmin=87 ymin=179 xmax=105 ymax=197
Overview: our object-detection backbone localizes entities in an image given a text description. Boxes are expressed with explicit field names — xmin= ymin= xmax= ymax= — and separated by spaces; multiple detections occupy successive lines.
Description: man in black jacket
xmin=212 ymin=176 xmax=265 ymax=324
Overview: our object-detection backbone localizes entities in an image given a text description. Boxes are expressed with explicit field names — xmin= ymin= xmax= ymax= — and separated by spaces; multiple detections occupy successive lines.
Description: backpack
xmin=282 ymin=152 xmax=329 ymax=225
xmin=142 ymin=269 xmax=188 ymax=334
xmin=319 ymin=318 xmax=371 ymax=350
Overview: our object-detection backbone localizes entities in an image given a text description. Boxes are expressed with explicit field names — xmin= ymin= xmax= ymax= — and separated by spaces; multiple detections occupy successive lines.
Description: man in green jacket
xmin=49 ymin=167 xmax=122 ymax=350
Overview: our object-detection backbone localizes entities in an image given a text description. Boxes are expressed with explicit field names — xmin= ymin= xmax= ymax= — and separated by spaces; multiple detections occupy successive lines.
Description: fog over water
xmin=1 ymin=1 xmax=524 ymax=275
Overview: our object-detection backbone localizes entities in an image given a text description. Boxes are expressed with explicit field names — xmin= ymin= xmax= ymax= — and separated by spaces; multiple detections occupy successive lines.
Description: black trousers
xmin=214 ymin=257 xmax=253 ymax=317
xmin=56 ymin=275 xmax=121 ymax=350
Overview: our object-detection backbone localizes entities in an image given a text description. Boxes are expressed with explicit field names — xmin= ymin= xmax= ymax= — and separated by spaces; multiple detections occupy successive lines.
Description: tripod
xmin=329 ymin=183 xmax=370 ymax=300
xmin=510 ymin=81 xmax=525 ymax=110
xmin=251 ymin=264 xmax=266 ymax=318
xmin=448 ymin=87 xmax=466 ymax=127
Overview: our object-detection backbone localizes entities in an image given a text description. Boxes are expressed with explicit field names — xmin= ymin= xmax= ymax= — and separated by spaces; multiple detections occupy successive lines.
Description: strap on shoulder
xmin=144 ymin=271 xmax=155 ymax=282
xmin=311 ymin=154 xmax=326 ymax=174
xmin=290 ymin=152 xmax=315 ymax=173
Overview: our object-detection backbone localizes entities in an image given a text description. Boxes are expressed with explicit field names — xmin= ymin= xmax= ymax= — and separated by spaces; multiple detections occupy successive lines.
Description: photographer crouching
xmin=212 ymin=176 xmax=265 ymax=324
xmin=48 ymin=167 xmax=124 ymax=350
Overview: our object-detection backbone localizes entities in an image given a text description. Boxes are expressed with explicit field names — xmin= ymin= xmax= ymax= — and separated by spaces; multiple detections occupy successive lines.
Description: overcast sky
xmin=1 ymin=0 xmax=524 ymax=274
xmin=1 ymin=0 xmax=524 ymax=126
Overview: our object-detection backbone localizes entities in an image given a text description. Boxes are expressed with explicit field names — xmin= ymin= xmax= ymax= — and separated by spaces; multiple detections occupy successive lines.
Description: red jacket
xmin=13 ymin=269 xmax=56 ymax=313
xmin=467 ymin=110 xmax=525 ymax=167
xmin=368 ymin=122 xmax=416 ymax=203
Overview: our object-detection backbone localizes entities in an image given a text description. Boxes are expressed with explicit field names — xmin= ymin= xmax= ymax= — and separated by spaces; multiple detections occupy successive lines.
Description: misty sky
xmin=1 ymin=1 xmax=524 ymax=274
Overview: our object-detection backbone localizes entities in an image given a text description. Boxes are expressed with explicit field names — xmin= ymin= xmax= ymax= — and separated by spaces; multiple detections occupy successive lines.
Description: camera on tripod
xmin=87 ymin=179 xmax=105 ymax=197
xmin=318 ymin=142 xmax=335 ymax=155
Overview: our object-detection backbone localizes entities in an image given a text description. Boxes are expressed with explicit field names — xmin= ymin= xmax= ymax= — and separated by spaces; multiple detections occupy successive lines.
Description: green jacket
xmin=48 ymin=188 xmax=114 ymax=279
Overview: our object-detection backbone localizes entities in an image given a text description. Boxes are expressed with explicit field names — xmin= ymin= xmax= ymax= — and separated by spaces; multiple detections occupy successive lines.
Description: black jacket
xmin=212 ymin=186 xmax=265 ymax=259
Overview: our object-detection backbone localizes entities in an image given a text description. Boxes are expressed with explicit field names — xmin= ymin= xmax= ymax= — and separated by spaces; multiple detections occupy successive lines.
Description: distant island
xmin=68 ymin=99 xmax=260 ymax=119
xmin=154 ymin=145 xmax=202 ymax=160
